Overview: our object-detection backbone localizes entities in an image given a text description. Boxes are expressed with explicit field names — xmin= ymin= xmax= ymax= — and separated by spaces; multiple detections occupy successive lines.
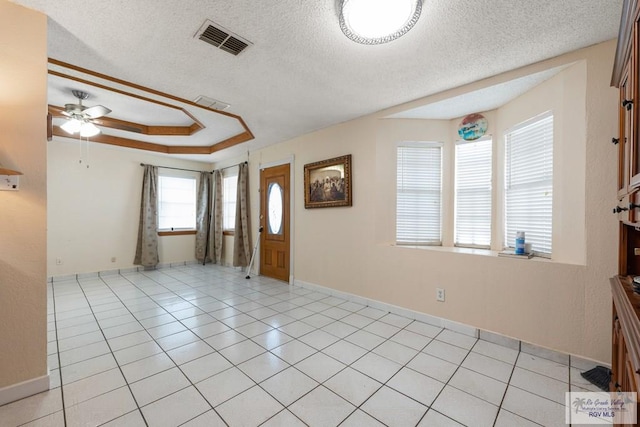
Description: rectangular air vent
xmin=193 ymin=95 xmax=230 ymax=111
xmin=195 ymin=20 xmax=251 ymax=56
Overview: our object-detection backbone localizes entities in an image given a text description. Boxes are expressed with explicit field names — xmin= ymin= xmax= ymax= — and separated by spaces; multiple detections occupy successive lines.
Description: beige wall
xmin=249 ymin=41 xmax=618 ymax=362
xmin=0 ymin=1 xmax=48 ymax=389
xmin=48 ymin=140 xmax=213 ymax=276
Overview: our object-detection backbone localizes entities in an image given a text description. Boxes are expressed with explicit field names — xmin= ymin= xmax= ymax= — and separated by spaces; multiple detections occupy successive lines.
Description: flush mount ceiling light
xmin=339 ymin=0 xmax=422 ymax=45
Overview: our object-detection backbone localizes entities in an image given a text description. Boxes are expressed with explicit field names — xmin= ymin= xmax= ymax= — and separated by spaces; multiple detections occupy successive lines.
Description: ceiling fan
xmin=60 ymin=90 xmax=112 ymax=137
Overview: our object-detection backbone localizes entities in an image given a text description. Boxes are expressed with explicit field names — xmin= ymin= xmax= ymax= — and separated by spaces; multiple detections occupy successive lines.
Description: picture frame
xmin=304 ymin=154 xmax=352 ymax=208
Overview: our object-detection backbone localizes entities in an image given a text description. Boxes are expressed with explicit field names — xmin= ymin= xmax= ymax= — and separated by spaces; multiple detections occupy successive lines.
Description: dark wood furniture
xmin=611 ymin=1 xmax=640 ymax=419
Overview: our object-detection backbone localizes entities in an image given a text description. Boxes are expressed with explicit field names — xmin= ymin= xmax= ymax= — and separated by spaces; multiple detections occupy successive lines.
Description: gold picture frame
xmin=304 ymin=154 xmax=352 ymax=208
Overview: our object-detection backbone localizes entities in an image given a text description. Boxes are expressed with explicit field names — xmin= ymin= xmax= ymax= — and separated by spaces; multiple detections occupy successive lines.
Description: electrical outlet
xmin=56 ymin=258 xmax=63 ymax=265
xmin=436 ymin=288 xmax=445 ymax=302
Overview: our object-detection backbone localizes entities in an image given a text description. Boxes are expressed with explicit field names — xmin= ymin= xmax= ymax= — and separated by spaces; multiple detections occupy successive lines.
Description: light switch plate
xmin=0 ymin=175 xmax=19 ymax=191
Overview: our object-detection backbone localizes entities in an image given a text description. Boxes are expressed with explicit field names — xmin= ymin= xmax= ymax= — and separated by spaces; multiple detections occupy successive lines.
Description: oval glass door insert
xmin=268 ymin=182 xmax=283 ymax=235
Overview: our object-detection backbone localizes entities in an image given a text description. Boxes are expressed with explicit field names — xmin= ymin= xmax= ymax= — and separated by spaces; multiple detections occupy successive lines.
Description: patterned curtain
xmin=210 ymin=170 xmax=224 ymax=264
xmin=233 ymin=163 xmax=252 ymax=266
xmin=195 ymin=172 xmax=212 ymax=263
xmin=134 ymin=165 xmax=159 ymax=268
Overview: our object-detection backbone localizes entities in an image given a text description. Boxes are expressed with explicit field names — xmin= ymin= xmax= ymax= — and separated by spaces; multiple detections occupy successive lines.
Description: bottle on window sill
xmin=515 ymin=231 xmax=525 ymax=255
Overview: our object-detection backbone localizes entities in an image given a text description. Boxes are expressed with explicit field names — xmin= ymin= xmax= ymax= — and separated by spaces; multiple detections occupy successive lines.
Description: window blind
xmin=455 ymin=138 xmax=492 ymax=248
xmin=158 ymin=176 xmax=197 ymax=230
xmin=505 ymin=113 xmax=553 ymax=254
xmin=396 ymin=143 xmax=442 ymax=245
xmin=223 ymin=174 xmax=237 ymax=230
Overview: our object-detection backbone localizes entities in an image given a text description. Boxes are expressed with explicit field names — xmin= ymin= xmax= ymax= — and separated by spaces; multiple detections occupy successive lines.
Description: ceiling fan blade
xmin=83 ymin=105 xmax=112 ymax=119
xmin=61 ymin=110 xmax=72 ymax=117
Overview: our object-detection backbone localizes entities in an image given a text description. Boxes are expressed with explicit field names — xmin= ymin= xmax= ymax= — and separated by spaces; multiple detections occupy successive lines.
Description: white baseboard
xmin=0 ymin=373 xmax=50 ymax=406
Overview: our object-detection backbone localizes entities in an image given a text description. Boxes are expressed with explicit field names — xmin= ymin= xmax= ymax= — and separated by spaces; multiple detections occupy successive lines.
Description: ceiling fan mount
xmin=72 ymin=89 xmax=90 ymax=100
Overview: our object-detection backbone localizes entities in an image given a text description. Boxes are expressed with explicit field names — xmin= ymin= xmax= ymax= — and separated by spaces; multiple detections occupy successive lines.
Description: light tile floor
xmin=1 ymin=265 xmax=601 ymax=426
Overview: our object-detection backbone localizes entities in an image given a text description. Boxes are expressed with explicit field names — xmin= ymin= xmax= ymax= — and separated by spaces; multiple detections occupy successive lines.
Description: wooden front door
xmin=260 ymin=164 xmax=290 ymax=282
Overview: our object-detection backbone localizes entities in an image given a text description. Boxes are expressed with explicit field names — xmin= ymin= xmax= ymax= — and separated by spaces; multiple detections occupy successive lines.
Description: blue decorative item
xmin=458 ymin=113 xmax=488 ymax=141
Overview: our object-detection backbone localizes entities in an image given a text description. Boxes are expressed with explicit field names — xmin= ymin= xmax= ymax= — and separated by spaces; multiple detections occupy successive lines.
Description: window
xmin=223 ymin=172 xmax=237 ymax=231
xmin=504 ymin=113 xmax=553 ymax=254
xmin=158 ymin=176 xmax=196 ymax=230
xmin=455 ymin=137 xmax=492 ymax=248
xmin=396 ymin=142 xmax=443 ymax=245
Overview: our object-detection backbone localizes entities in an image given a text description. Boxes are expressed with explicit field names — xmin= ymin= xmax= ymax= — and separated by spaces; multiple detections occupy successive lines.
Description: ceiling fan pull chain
xmin=86 ymin=136 xmax=90 ymax=168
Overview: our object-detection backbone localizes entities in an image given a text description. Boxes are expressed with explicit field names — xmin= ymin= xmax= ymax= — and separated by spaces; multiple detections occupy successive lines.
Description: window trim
xmin=396 ymin=141 xmax=444 ymax=246
xmin=157 ymin=174 xmax=198 ymax=232
xmin=454 ymin=136 xmax=493 ymax=249
xmin=503 ymin=111 xmax=554 ymax=256
xmin=158 ymin=230 xmax=197 ymax=236
xmin=222 ymin=168 xmax=239 ymax=232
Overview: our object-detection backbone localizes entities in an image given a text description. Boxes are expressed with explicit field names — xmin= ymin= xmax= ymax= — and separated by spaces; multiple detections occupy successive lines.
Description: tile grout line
xmin=159 ymin=269 xmax=346 ymax=426
xmin=107 ymin=267 xmax=310 ymax=423
xmin=50 ymin=280 xmax=68 ymax=427
xmin=69 ymin=275 xmax=151 ymax=427
xmin=60 ymin=277 xmax=149 ymax=426
xmin=334 ymin=320 xmax=441 ymax=426
xmin=165 ymin=269 xmax=487 ymax=426
xmin=129 ymin=268 xmax=385 ymax=425
xmin=491 ymin=345 xmax=521 ymax=427
xmin=98 ymin=271 xmax=230 ymax=426
xmin=412 ymin=328 xmax=476 ymax=426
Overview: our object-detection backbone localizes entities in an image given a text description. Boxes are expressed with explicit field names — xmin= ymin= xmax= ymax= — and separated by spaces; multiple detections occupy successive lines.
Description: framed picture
xmin=304 ymin=154 xmax=352 ymax=208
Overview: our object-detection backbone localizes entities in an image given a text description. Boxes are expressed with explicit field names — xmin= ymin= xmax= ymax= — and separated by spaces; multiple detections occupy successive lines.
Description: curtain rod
xmin=139 ymin=160 xmax=248 ymax=174
xmin=217 ymin=161 xmax=247 ymax=172
xmin=139 ymin=163 xmax=212 ymax=174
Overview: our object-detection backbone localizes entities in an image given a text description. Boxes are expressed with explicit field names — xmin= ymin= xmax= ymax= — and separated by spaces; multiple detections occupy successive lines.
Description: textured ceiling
xmin=11 ymin=0 xmax=624 ymax=163
xmin=386 ymin=65 xmax=572 ymax=120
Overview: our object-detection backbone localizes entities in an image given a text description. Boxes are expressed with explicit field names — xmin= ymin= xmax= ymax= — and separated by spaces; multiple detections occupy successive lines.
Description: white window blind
xmin=158 ymin=176 xmax=196 ymax=230
xmin=396 ymin=143 xmax=442 ymax=245
xmin=505 ymin=113 xmax=553 ymax=254
xmin=455 ymin=137 xmax=492 ymax=248
xmin=223 ymin=173 xmax=237 ymax=231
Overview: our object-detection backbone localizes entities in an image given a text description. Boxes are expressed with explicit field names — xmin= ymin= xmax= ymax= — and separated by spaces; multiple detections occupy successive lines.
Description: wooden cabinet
xmin=610 ymin=277 xmax=640 ymax=427
xmin=632 ymin=13 xmax=640 ymax=188
xmin=612 ymin=0 xmax=640 ymax=406
xmin=619 ymin=63 xmax=632 ymax=196
xmin=616 ymin=193 xmax=631 ymax=223
xmin=630 ymin=190 xmax=640 ymax=223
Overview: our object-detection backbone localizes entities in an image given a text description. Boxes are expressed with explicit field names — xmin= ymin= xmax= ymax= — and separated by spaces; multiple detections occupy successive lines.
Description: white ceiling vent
xmin=194 ymin=95 xmax=230 ymax=111
xmin=195 ymin=20 xmax=251 ymax=56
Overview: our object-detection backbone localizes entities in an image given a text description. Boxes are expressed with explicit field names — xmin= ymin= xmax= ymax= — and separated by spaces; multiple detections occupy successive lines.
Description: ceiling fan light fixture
xmin=339 ymin=0 xmax=422 ymax=45
xmin=60 ymin=118 xmax=82 ymax=134
xmin=80 ymin=121 xmax=100 ymax=137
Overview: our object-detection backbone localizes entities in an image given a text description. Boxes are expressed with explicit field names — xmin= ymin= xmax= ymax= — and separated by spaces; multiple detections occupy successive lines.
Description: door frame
xmin=259 ymin=156 xmax=295 ymax=284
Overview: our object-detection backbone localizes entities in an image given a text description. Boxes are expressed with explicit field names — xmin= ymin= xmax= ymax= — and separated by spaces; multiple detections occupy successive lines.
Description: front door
xmin=259 ymin=163 xmax=290 ymax=282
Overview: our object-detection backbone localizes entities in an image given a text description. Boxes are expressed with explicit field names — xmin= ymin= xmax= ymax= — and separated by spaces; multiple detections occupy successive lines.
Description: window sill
xmin=223 ymin=230 xmax=235 ymax=236
xmin=391 ymin=244 xmax=553 ymax=263
xmin=158 ymin=230 xmax=196 ymax=236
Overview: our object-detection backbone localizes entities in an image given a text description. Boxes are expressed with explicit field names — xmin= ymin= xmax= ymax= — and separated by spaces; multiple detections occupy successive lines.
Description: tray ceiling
xmin=47 ymin=60 xmax=253 ymax=156
xmin=11 ymin=0 xmax=625 ymax=163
